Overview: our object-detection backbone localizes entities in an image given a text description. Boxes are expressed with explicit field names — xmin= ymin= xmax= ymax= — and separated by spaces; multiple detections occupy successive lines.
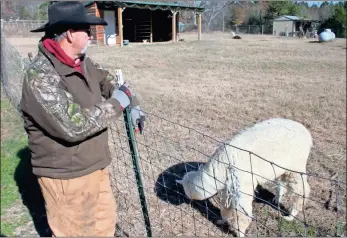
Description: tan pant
xmin=38 ymin=168 xmax=116 ymax=237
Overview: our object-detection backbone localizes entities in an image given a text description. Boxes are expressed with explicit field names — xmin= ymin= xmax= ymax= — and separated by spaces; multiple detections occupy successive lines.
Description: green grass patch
xmin=279 ymin=217 xmax=316 ymax=237
xmin=1 ymin=209 xmax=31 ymax=236
xmin=1 ymin=96 xmax=29 ymax=236
xmin=1 ymin=136 xmax=28 ymax=212
xmin=336 ymin=221 xmax=346 ymax=236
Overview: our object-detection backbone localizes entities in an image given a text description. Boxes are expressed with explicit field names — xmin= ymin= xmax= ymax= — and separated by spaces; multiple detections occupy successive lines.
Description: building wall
xmin=103 ymin=10 xmax=117 ymax=45
xmin=85 ymin=2 xmax=105 ymax=45
xmin=85 ymin=2 xmax=185 ymax=46
xmin=273 ymin=20 xmax=294 ymax=36
xmin=85 ymin=3 xmax=98 ymax=45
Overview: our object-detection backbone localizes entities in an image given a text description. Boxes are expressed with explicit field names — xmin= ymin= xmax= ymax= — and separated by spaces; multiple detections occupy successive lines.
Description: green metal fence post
xmin=123 ymin=107 xmax=152 ymax=237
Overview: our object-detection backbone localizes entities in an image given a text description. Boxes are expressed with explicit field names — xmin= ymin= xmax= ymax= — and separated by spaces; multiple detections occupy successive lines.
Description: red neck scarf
xmin=42 ymin=38 xmax=83 ymax=74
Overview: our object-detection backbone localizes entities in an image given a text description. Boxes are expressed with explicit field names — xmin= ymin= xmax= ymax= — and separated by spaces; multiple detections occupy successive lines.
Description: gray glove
xmin=130 ymin=105 xmax=146 ymax=134
xmin=111 ymin=83 xmax=133 ymax=109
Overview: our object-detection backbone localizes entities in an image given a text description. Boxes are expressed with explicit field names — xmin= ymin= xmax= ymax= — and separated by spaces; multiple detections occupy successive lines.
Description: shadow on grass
xmin=14 ymin=147 xmax=51 ymax=237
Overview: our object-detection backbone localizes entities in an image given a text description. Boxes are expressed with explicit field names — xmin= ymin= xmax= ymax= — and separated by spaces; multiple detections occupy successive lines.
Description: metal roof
xmin=84 ymin=1 xmax=205 ymax=12
xmin=274 ymin=15 xmax=308 ymax=21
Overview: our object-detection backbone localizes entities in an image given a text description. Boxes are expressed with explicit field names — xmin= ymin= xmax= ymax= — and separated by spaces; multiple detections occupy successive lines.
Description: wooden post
xmin=118 ymin=7 xmax=123 ymax=47
xmin=285 ymin=24 xmax=288 ymax=37
xmin=171 ymin=11 xmax=177 ymax=42
xmin=197 ymin=13 xmax=202 ymax=41
xmin=150 ymin=10 xmax=153 ymax=43
xmin=222 ymin=9 xmax=225 ymax=32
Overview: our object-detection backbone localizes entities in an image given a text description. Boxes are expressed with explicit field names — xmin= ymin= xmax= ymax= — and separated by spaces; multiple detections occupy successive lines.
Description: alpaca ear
xmin=176 ymin=179 xmax=184 ymax=184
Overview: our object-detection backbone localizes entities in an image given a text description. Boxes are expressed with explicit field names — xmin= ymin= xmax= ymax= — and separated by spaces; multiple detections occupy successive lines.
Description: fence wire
xmin=0 ymin=34 xmax=30 ymax=109
xmin=109 ymin=107 xmax=346 ymax=237
xmin=1 ymin=20 xmax=47 ymax=38
xmin=230 ymin=25 xmax=273 ymax=35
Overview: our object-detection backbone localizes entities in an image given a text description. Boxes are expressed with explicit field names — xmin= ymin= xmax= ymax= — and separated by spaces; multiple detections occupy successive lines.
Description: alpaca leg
xmin=216 ymin=206 xmax=233 ymax=225
xmin=283 ymin=174 xmax=310 ymax=221
xmin=272 ymin=179 xmax=287 ymax=205
xmin=216 ymin=188 xmax=234 ymax=225
xmin=232 ymin=195 xmax=253 ymax=237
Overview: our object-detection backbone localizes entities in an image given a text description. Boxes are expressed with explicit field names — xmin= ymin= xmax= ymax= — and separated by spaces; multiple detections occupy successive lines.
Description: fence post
xmin=123 ymin=107 xmax=152 ymax=237
xmin=248 ymin=25 xmax=250 ymax=34
xmin=261 ymin=25 xmax=264 ymax=35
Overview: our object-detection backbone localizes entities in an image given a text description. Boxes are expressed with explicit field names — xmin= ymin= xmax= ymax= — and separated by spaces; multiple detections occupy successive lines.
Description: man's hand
xmin=111 ymin=83 xmax=133 ymax=109
xmin=111 ymin=80 xmax=144 ymax=133
xmin=130 ymin=105 xmax=146 ymax=134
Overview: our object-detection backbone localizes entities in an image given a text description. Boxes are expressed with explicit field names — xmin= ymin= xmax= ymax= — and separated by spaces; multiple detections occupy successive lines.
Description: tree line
xmin=185 ymin=0 xmax=346 ymax=37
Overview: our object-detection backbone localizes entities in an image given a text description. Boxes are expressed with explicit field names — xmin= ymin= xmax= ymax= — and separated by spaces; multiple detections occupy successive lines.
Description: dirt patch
xmin=5 ymin=37 xmax=42 ymax=58
xmin=1 ymin=201 xmax=38 ymax=237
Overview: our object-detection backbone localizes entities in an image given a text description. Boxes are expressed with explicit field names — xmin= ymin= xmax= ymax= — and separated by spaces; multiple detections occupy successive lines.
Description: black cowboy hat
xmin=30 ymin=1 xmax=107 ymax=33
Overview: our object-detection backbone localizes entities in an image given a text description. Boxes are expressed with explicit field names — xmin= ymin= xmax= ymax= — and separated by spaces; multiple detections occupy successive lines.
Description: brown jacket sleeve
xmin=86 ymin=57 xmax=141 ymax=106
xmin=86 ymin=57 xmax=117 ymax=99
xmin=20 ymin=67 xmax=123 ymax=143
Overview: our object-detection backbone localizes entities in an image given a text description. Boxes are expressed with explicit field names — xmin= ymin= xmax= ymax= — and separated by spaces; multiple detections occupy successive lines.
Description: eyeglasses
xmin=71 ymin=28 xmax=92 ymax=37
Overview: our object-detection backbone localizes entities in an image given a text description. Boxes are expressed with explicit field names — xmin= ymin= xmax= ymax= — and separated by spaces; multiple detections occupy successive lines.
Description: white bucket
xmin=107 ymin=34 xmax=117 ymax=46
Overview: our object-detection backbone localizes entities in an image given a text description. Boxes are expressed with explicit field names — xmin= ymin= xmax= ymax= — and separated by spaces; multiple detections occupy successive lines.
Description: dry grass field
xmin=5 ymin=32 xmax=346 ymax=236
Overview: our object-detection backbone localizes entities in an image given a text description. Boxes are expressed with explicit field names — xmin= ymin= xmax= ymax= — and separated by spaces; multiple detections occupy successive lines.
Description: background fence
xmin=229 ymin=25 xmax=273 ymax=35
xmin=1 ymin=19 xmax=46 ymax=37
xmin=108 ymin=107 xmax=346 ymax=237
xmin=178 ymin=23 xmax=274 ymax=35
xmin=1 ymin=34 xmax=30 ymax=110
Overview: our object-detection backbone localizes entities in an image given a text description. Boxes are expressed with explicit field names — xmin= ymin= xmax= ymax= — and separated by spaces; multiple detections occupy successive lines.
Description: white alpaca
xmin=176 ymin=118 xmax=312 ymax=237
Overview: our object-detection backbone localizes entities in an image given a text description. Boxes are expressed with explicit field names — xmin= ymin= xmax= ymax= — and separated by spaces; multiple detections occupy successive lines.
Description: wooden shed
xmin=84 ymin=1 xmax=204 ymax=46
xmin=272 ymin=15 xmax=319 ymax=37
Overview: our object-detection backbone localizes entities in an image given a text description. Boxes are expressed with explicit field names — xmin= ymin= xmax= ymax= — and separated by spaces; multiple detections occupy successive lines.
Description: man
xmin=19 ymin=1 xmax=145 ymax=236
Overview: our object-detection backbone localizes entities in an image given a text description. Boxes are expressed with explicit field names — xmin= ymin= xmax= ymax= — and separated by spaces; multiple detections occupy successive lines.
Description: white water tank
xmin=319 ymin=29 xmax=336 ymax=42
xmin=107 ymin=34 xmax=117 ymax=46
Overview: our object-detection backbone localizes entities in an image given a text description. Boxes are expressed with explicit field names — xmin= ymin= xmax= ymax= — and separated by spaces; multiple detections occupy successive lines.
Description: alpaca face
xmin=176 ymin=171 xmax=201 ymax=200
xmin=176 ymin=171 xmax=212 ymax=200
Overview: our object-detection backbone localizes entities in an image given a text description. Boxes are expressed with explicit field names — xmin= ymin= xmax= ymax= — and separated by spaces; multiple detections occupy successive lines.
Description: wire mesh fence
xmin=108 ymin=107 xmax=346 ymax=237
xmin=229 ymin=25 xmax=273 ymax=35
xmin=0 ymin=34 xmax=30 ymax=110
xmin=1 ymin=20 xmax=46 ymax=38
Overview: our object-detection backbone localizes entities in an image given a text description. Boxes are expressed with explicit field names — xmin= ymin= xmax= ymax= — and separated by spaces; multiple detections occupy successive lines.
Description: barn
xmin=272 ymin=15 xmax=319 ymax=37
xmin=84 ymin=1 xmax=204 ymax=47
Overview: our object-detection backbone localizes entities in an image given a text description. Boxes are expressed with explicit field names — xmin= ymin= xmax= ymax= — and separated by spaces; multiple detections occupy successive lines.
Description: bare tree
xmin=318 ymin=3 xmax=336 ymax=21
xmin=1 ymin=2 xmax=17 ymax=20
xmin=1 ymin=1 xmax=48 ymax=20
xmin=198 ymin=0 xmax=231 ymax=30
